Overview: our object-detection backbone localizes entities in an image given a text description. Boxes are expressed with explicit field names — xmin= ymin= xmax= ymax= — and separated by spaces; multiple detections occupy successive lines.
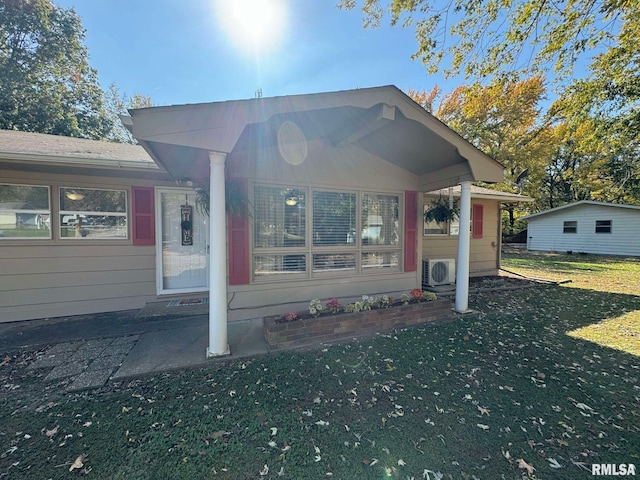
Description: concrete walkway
xmin=0 ymin=310 xmax=270 ymax=393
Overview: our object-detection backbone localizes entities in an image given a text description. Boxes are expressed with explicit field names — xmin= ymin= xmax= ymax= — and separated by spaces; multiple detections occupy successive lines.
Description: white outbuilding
xmin=524 ymin=201 xmax=640 ymax=257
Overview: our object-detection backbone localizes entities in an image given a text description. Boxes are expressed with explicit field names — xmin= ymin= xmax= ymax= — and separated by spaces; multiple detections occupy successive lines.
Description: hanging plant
xmin=195 ymin=178 xmax=250 ymax=218
xmin=424 ymin=196 xmax=458 ymax=223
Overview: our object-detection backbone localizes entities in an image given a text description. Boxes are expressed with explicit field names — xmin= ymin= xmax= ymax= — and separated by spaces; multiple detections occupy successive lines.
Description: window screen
xmin=313 ymin=191 xmax=356 ymax=246
xmin=254 ymin=186 xmax=306 ymax=248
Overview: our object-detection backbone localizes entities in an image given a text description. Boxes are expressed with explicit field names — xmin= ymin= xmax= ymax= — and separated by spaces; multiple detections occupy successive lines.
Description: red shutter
xmin=131 ymin=187 xmax=155 ymax=245
xmin=404 ymin=191 xmax=418 ymax=272
xmin=472 ymin=204 xmax=484 ymax=239
xmin=228 ymin=178 xmax=250 ymax=285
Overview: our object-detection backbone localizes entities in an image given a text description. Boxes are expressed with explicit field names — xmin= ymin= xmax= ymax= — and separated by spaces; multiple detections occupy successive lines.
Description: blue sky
xmin=55 ymin=0 xmax=462 ymax=107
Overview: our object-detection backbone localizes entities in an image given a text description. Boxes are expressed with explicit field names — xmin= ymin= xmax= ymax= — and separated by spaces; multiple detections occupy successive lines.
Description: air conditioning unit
xmin=424 ymin=259 xmax=456 ymax=287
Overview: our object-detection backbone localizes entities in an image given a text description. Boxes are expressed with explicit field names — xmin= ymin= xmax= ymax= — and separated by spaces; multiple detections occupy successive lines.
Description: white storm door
xmin=156 ymin=188 xmax=209 ymax=294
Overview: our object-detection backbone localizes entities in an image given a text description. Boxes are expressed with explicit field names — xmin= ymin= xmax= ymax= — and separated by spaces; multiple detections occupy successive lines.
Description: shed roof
xmin=523 ymin=200 xmax=640 ymax=220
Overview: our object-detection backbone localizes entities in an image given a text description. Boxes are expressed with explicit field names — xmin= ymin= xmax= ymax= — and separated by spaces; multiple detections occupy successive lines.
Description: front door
xmin=156 ymin=188 xmax=209 ymax=294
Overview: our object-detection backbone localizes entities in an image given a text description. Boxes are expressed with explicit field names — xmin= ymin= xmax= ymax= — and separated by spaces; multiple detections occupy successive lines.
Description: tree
xmin=547 ymin=6 xmax=640 ymax=205
xmin=0 ymin=0 xmax=111 ymax=139
xmin=339 ymin=0 xmax=634 ymax=82
xmin=102 ymin=83 xmax=154 ymax=143
xmin=411 ymin=77 xmax=554 ymax=233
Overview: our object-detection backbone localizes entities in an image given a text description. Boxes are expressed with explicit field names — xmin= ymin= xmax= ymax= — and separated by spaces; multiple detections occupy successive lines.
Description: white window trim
xmin=251 ymin=183 xmax=402 ymax=282
xmin=58 ymin=186 xmax=128 ymax=240
xmin=0 ymin=183 xmax=51 ymax=240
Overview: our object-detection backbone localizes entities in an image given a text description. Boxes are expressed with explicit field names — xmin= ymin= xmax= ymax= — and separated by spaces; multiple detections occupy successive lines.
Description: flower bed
xmin=264 ymin=291 xmax=453 ymax=351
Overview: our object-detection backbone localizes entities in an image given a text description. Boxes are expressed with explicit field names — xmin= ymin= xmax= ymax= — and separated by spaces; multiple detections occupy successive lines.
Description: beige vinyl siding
xmin=0 ymin=169 xmax=173 ymax=323
xmin=0 ymin=242 xmax=157 ymax=323
xmin=422 ymin=199 xmax=500 ymax=277
xmin=226 ymin=139 xmax=422 ymax=320
xmin=227 ymin=271 xmax=416 ymax=321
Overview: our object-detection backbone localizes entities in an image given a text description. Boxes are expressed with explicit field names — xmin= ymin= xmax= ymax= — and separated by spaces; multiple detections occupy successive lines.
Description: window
xmin=253 ymin=186 xmax=307 ymax=278
xmin=252 ymin=185 xmax=401 ymax=279
xmin=361 ymin=193 xmax=400 ymax=270
xmin=313 ymin=191 xmax=355 ymax=246
xmin=563 ymin=221 xmax=577 ymax=234
xmin=595 ymin=220 xmax=611 ymax=233
xmin=424 ymin=217 xmax=448 ymax=235
xmin=0 ymin=184 xmax=51 ymax=239
xmin=422 ymin=204 xmax=459 ymax=236
xmin=59 ymin=187 xmax=127 ymax=239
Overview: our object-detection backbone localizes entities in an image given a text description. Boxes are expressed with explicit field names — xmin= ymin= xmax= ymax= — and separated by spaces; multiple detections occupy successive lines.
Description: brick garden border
xmin=264 ymin=298 xmax=453 ymax=350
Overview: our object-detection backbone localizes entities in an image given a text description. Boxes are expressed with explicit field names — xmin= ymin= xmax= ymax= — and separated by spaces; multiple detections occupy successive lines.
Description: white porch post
xmin=455 ymin=181 xmax=472 ymax=313
xmin=207 ymin=151 xmax=230 ymax=358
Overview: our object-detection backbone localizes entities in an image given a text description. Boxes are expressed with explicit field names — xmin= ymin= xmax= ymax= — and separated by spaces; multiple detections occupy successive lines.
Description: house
xmin=2 ymin=85 xmax=513 ymax=356
xmin=422 ymin=185 xmax=532 ymax=286
xmin=524 ymin=200 xmax=640 ymax=256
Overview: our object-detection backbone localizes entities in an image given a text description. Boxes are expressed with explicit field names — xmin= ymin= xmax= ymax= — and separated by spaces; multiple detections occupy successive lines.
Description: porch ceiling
xmin=128 ymin=86 xmax=504 ymax=190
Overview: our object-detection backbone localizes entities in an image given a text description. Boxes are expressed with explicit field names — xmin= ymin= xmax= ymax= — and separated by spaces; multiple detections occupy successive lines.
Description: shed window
xmin=595 ymin=220 xmax=612 ymax=234
xmin=563 ymin=221 xmax=577 ymax=234
xmin=59 ymin=187 xmax=127 ymax=239
xmin=0 ymin=183 xmax=51 ymax=239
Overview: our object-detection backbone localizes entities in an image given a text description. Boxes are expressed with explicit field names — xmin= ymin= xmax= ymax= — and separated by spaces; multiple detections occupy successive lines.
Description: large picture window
xmin=252 ymin=184 xmax=401 ymax=280
xmin=0 ymin=184 xmax=51 ymax=239
xmin=59 ymin=187 xmax=127 ymax=239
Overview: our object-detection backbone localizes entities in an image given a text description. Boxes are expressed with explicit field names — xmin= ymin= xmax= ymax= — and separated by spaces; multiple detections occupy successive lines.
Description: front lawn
xmin=1 ymin=252 xmax=639 ymax=479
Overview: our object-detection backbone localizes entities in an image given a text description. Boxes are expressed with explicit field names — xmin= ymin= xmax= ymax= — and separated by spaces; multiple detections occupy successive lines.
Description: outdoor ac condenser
xmin=425 ymin=259 xmax=456 ymax=287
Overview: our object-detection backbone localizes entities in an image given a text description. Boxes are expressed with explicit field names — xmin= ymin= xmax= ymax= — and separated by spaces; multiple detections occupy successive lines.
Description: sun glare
xmin=216 ymin=0 xmax=286 ymax=54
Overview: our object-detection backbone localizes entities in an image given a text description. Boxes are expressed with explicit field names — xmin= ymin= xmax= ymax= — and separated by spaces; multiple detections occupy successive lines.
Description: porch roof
xmin=427 ymin=185 xmax=533 ymax=203
xmin=126 ymin=85 xmax=504 ymax=191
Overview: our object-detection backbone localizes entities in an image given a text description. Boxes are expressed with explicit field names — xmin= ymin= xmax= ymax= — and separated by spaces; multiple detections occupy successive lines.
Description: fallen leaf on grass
xmin=548 ymin=458 xmax=562 ymax=468
xmin=517 ymin=458 xmax=535 ymax=475
xmin=69 ymin=454 xmax=87 ymax=472
xmin=476 ymin=423 xmax=489 ymax=430
xmin=477 ymin=406 xmax=490 ymax=416
xmin=0 ymin=355 xmax=10 ymax=366
xmin=45 ymin=425 xmax=59 ymax=438
xmin=207 ymin=430 xmax=229 ymax=440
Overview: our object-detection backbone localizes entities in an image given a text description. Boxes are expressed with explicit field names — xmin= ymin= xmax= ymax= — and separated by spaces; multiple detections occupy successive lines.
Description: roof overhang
xmin=427 ymin=185 xmax=534 ymax=203
xmin=523 ymin=200 xmax=640 ymax=220
xmin=126 ymin=85 xmax=505 ymax=189
xmin=0 ymin=129 xmax=170 ymax=180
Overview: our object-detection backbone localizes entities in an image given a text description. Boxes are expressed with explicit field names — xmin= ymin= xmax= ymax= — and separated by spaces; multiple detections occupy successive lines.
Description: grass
xmin=1 ymin=251 xmax=639 ymax=479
